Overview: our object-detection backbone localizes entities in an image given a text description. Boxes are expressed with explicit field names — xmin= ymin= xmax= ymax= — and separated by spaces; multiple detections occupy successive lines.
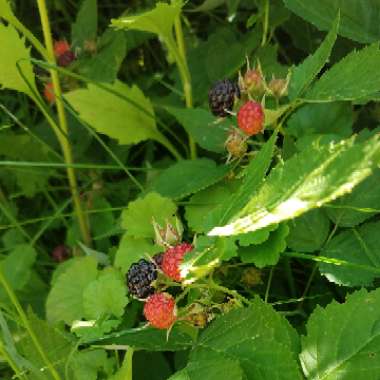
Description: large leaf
xmin=165 ymin=107 xmax=228 ymax=153
xmin=71 ymin=0 xmax=98 ymax=49
xmin=111 ymin=1 xmax=182 ymax=42
xmin=283 ymin=0 xmax=380 ymax=43
xmin=121 ymin=192 xmax=177 ymax=239
xmin=286 ymin=102 xmax=353 ymax=139
xmin=209 ymin=135 xmax=380 ymax=236
xmin=46 ymin=257 xmax=98 ymax=324
xmin=0 ymin=23 xmax=37 ymax=98
xmin=88 ymin=325 xmax=195 ymax=351
xmin=78 ymin=29 xmax=126 ymax=83
xmin=306 ymin=44 xmax=380 ymax=101
xmin=17 ymin=312 xmax=74 ymax=380
xmin=320 ymin=221 xmax=380 ymax=287
xmin=114 ymin=235 xmax=161 ymax=275
xmin=287 ymin=209 xmax=330 ymax=253
xmin=150 ymin=159 xmax=230 ymax=199
xmin=65 ymin=81 xmax=160 ymax=145
xmin=325 ymin=169 xmax=380 ymax=227
xmin=0 ymin=245 xmax=37 ymax=297
xmin=289 ymin=14 xmax=339 ymax=99
xmin=239 ymin=223 xmax=289 ymax=268
xmin=176 ymin=298 xmax=302 ymax=380
xmin=300 ymin=288 xmax=380 ymax=379
xmin=216 ymin=131 xmax=278 ymax=226
xmin=83 ymin=268 xmax=128 ymax=319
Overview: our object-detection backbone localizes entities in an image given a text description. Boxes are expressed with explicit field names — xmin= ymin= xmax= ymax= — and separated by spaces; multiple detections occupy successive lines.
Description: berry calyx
xmin=162 ymin=243 xmax=193 ymax=282
xmin=143 ymin=293 xmax=177 ymax=329
xmin=127 ymin=259 xmax=158 ymax=299
xmin=208 ymin=79 xmax=240 ymax=117
xmin=237 ymin=101 xmax=264 ymax=136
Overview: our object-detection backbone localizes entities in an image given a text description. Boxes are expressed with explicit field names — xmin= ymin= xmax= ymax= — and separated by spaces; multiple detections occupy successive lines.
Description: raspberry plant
xmin=1 ymin=1 xmax=380 ymax=379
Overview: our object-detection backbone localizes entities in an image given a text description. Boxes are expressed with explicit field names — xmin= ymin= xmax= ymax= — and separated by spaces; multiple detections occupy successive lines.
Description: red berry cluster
xmin=128 ymin=242 xmax=193 ymax=330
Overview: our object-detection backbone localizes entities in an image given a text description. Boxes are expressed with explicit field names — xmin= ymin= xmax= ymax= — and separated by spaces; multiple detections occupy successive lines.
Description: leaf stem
xmin=36 ymin=0 xmax=91 ymax=246
xmin=173 ymin=15 xmax=197 ymax=159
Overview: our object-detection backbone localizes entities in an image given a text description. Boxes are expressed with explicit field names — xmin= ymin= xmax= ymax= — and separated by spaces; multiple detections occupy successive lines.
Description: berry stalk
xmin=36 ymin=0 xmax=91 ymax=247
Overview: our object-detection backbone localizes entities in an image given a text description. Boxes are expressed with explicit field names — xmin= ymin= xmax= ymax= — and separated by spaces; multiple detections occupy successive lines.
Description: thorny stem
xmin=36 ymin=0 xmax=91 ymax=246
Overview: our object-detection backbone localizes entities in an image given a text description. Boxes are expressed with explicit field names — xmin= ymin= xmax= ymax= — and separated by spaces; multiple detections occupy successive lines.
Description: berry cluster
xmin=208 ymin=63 xmax=289 ymax=160
xmin=126 ymin=243 xmax=193 ymax=329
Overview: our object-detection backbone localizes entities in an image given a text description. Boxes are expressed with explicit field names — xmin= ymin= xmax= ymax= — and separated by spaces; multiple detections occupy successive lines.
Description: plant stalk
xmin=36 ymin=0 xmax=91 ymax=246
xmin=173 ymin=15 xmax=197 ymax=159
xmin=0 ymin=271 xmax=62 ymax=380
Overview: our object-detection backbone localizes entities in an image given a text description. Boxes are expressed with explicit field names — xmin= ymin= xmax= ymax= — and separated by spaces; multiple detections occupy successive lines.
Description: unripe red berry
xmin=237 ymin=101 xmax=264 ymax=136
xmin=162 ymin=243 xmax=193 ymax=282
xmin=51 ymin=245 xmax=70 ymax=263
xmin=43 ymin=82 xmax=55 ymax=104
xmin=243 ymin=69 xmax=264 ymax=96
xmin=53 ymin=40 xmax=71 ymax=57
xmin=143 ymin=293 xmax=177 ymax=329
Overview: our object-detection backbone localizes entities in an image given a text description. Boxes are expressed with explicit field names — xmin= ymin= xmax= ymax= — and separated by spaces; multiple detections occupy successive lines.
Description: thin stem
xmin=0 ymin=271 xmax=62 ymax=380
xmin=261 ymin=0 xmax=270 ymax=46
xmin=36 ymin=0 xmax=91 ymax=246
xmin=173 ymin=15 xmax=197 ymax=159
xmin=264 ymin=266 xmax=274 ymax=303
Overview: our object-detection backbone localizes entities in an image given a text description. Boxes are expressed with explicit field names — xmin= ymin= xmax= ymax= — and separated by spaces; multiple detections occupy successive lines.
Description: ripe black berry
xmin=208 ymin=79 xmax=240 ymax=117
xmin=127 ymin=259 xmax=157 ymax=299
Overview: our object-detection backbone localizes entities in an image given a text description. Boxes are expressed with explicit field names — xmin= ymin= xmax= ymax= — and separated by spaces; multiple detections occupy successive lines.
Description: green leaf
xmin=72 ymin=349 xmax=111 ymax=380
xmin=121 ymin=192 xmax=177 ymax=239
xmin=326 ymin=169 xmax=380 ymax=227
xmin=46 ymin=256 xmax=98 ymax=324
xmin=111 ymin=1 xmax=182 ymax=44
xmin=286 ymin=102 xmax=353 ymax=139
xmin=83 ymin=268 xmax=128 ymax=319
xmin=215 ymin=131 xmax=278 ymax=226
xmin=78 ymin=29 xmax=126 ymax=83
xmin=287 ymin=209 xmax=330 ymax=253
xmin=169 ymin=351 xmax=244 ymax=380
xmin=320 ymin=221 xmax=380 ymax=287
xmin=0 ymin=0 xmax=14 ymax=20
xmin=71 ymin=0 xmax=97 ymax=49
xmin=65 ymin=80 xmax=160 ymax=145
xmin=179 ymin=298 xmax=302 ymax=379
xmin=114 ymin=235 xmax=161 ymax=275
xmin=165 ymin=107 xmax=227 ymax=153
xmin=185 ymin=182 xmax=236 ymax=233
xmin=151 ymin=159 xmax=230 ymax=200
xmin=237 ymin=224 xmax=278 ymax=246
xmin=306 ymin=44 xmax=380 ymax=101
xmin=17 ymin=311 xmax=74 ymax=380
xmin=289 ymin=14 xmax=339 ymax=100
xmin=239 ymin=223 xmax=289 ymax=268
xmin=0 ymin=23 xmax=37 ymax=98
xmin=89 ymin=324 xmax=195 ymax=351
xmin=300 ymin=288 xmax=380 ymax=379
xmin=209 ymin=135 xmax=380 ymax=236
xmin=283 ymin=0 xmax=380 ymax=43
xmin=0 ymin=244 xmax=37 ymax=295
